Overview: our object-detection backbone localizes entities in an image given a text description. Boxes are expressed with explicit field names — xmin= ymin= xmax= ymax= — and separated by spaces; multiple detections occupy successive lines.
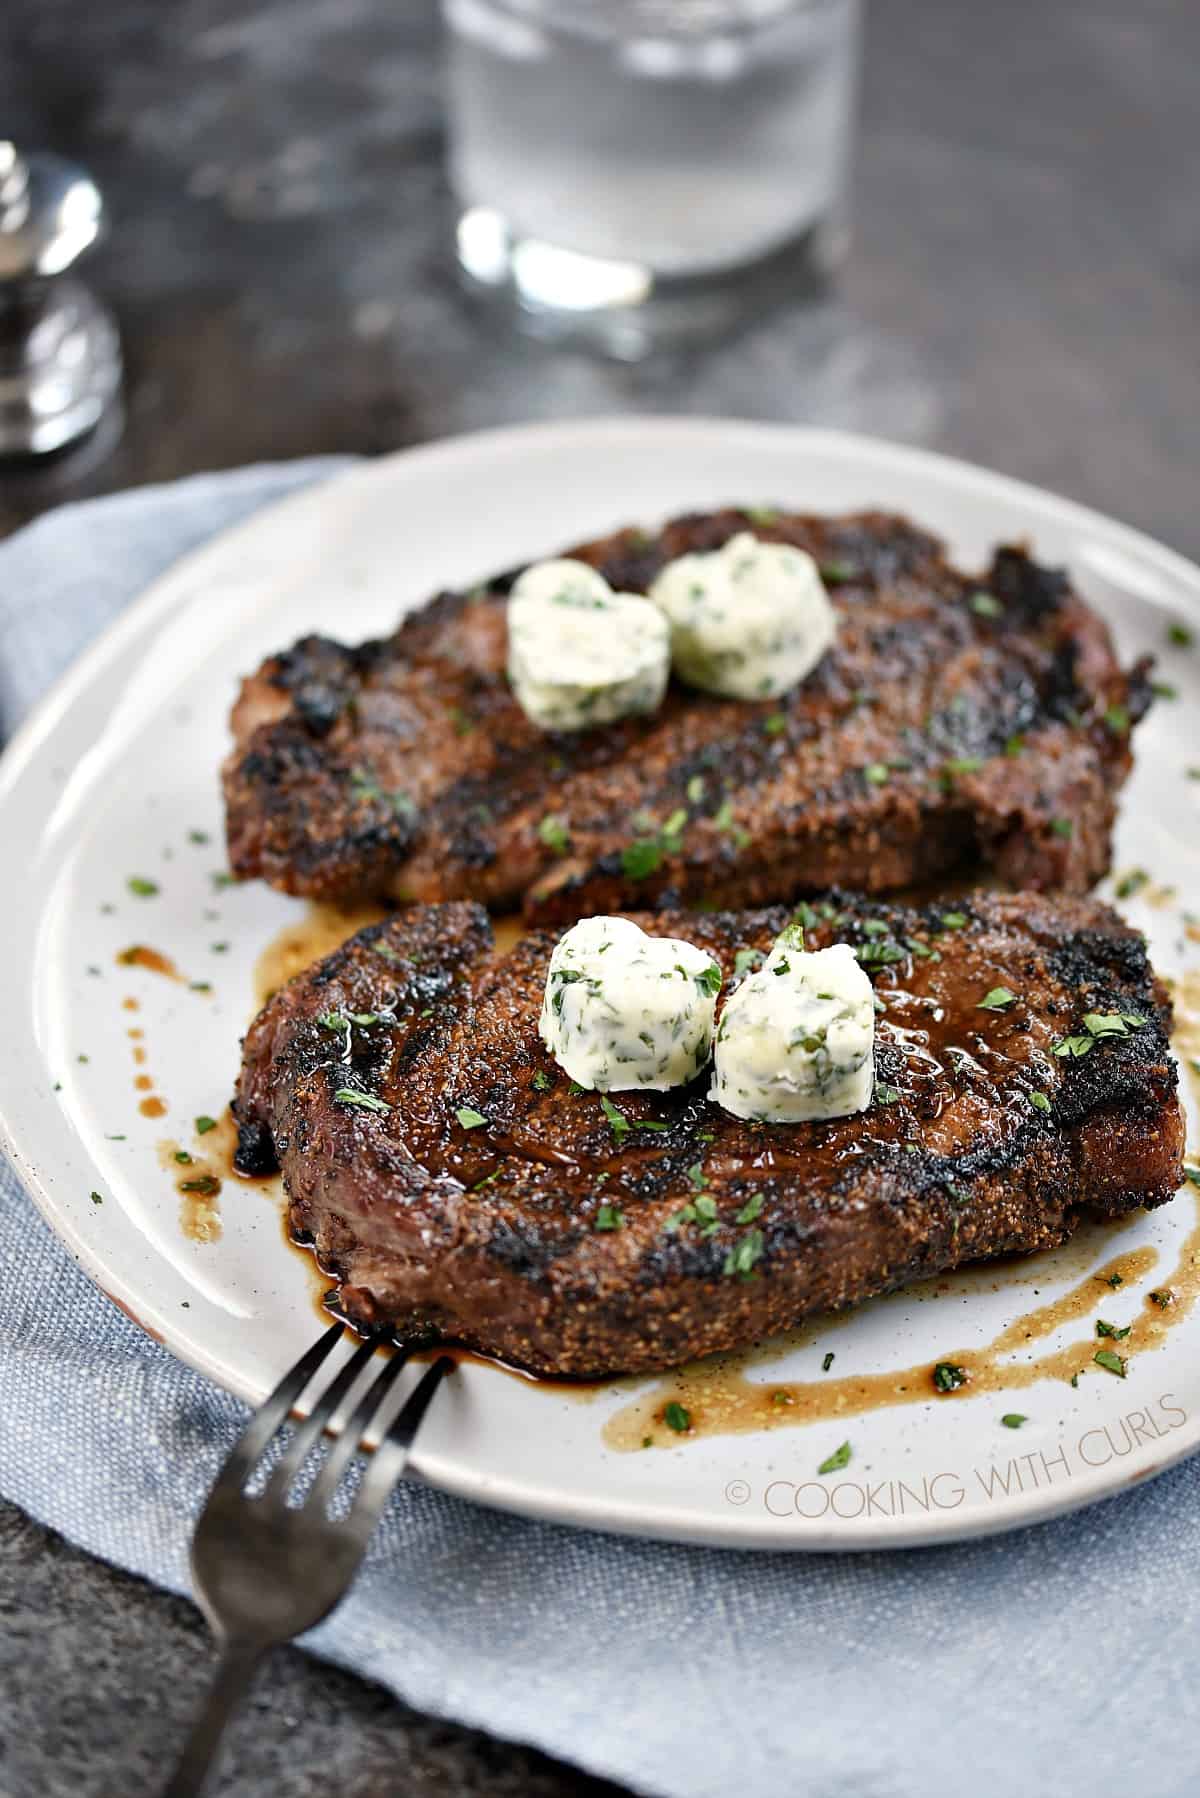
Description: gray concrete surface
xmin=1 ymin=1 xmax=1197 ymax=1793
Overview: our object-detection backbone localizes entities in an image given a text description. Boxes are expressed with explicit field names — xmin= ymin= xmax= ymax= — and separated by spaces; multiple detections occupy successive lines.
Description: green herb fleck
xmin=822 ymin=1352 xmax=835 ymax=1372
xmin=817 ymin=1441 xmax=852 ymax=1475
xmin=127 ymin=876 xmax=159 ymax=898
xmin=600 ymin=1095 xmax=630 ymax=1140
xmin=664 ymin=1402 xmax=691 ymax=1434
xmin=686 ymin=774 xmax=706 ymax=805
xmin=723 ymin=1229 xmax=764 ymax=1279
xmin=694 ymin=962 xmax=723 ymax=997
xmin=1029 ymin=1091 xmax=1052 ymax=1114
xmin=195 ymin=1116 xmax=217 ymax=1136
xmin=863 ymin=762 xmax=890 ymax=786
xmin=969 ymin=590 xmax=1002 ymax=618
xmin=734 ymin=947 xmax=765 ymax=979
xmin=763 ymin=713 xmax=788 ymax=736
xmin=455 ymin=1105 xmax=488 ymax=1129
xmin=1114 ymin=868 xmax=1149 ymax=900
xmin=594 ymin=1203 xmax=623 ymax=1231
xmin=1103 ymin=704 xmax=1131 ymax=735
xmin=1001 ymin=1414 xmax=1027 ymax=1429
xmin=874 ymin=1082 xmax=902 ymax=1105
xmin=90 ymin=1190 xmax=103 ymax=1206
xmin=819 ymin=562 xmax=856 ymax=584
xmin=1094 ymin=1348 xmax=1127 ymax=1377
xmin=538 ymin=814 xmax=570 ymax=856
xmin=336 ymin=1088 xmax=391 ymax=1114
xmin=1150 ymin=1290 xmax=1174 ymax=1309
xmin=1152 ymin=681 xmax=1178 ymax=700
xmin=932 ymin=1362 xmax=968 ymax=1393
xmin=622 ymin=839 xmax=663 ymax=881
xmin=1168 ymin=622 xmax=1194 ymax=648
xmin=532 ymin=1069 xmax=552 ymax=1092
xmin=1096 ymin=1319 xmax=1131 ymax=1340
xmin=1050 ymin=817 xmax=1074 ymax=839
xmin=941 ymin=911 xmax=969 ymax=930
xmin=735 ymin=1192 xmax=764 ymax=1224
xmin=978 ymin=986 xmax=1017 ymax=1011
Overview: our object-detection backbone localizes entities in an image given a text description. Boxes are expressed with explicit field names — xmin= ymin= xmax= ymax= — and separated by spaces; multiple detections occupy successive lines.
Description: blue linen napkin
xmin=2 ymin=459 xmax=1198 ymax=1798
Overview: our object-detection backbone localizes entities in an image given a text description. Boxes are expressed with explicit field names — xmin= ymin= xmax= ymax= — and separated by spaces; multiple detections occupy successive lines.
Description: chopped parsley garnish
xmin=187 ymin=829 xmax=210 ymax=846
xmin=538 ymin=814 xmax=570 ymax=856
xmin=940 ymin=911 xmax=969 ymax=930
xmin=195 ymin=1116 xmax=217 ymax=1136
xmin=1103 ymin=704 xmax=1131 ymax=735
xmin=735 ymin=1192 xmax=764 ymax=1224
xmin=822 ymin=1352 xmax=835 ymax=1372
xmin=664 ymin=1402 xmax=692 ymax=1433
xmin=1001 ymin=1414 xmax=1027 ymax=1429
xmin=978 ymin=986 xmax=1017 ymax=1011
xmin=1054 ymin=1011 xmax=1145 ymax=1058
xmin=127 ymin=876 xmax=159 ymax=897
xmin=594 ymin=1204 xmax=623 ymax=1231
xmin=817 ymin=1441 xmax=852 ymax=1475
xmin=746 ymin=505 xmax=778 ymax=526
xmin=686 ymin=774 xmax=706 ymax=805
xmin=1184 ymin=1166 xmax=1200 ymax=1189
xmin=694 ymin=962 xmax=723 ymax=997
xmin=1053 ymin=1034 xmax=1094 ymax=1059
xmin=1150 ymin=1290 xmax=1174 ymax=1309
xmin=1167 ymin=622 xmax=1194 ymax=648
xmin=932 ymin=1361 xmax=968 ymax=1393
xmin=621 ymin=839 xmax=663 ymax=881
xmin=179 ymin=1174 xmax=220 ymax=1197
xmin=635 ymin=1118 xmax=670 ymax=1132
xmin=1094 ymin=1348 xmax=1127 ymax=1378
xmin=855 ymin=938 xmax=906 ymax=967
xmin=819 ymin=561 xmax=856 ymax=584
xmin=1005 ymin=734 xmax=1026 ymax=757
xmin=90 ymin=1191 xmax=103 ymax=1206
xmin=336 ymin=1088 xmax=392 ymax=1114
xmin=874 ymin=1082 xmax=902 ymax=1105
xmin=723 ymin=1229 xmax=764 ymax=1279
xmin=455 ymin=1105 xmax=488 ymax=1129
xmin=532 ymin=1069 xmax=552 ymax=1092
xmin=600 ymin=1095 xmax=630 ymax=1140
xmin=943 ymin=756 xmax=984 ymax=777
xmin=1106 ymin=1272 xmax=1124 ymax=1288
xmin=863 ymin=762 xmax=889 ymax=786
xmin=687 ymin=1162 xmax=708 ymax=1190
xmin=763 ymin=713 xmax=788 ymax=736
xmin=969 ymin=590 xmax=1002 ymax=618
xmin=1050 ymin=817 xmax=1074 ymax=838
xmin=1114 ymin=867 xmax=1149 ymax=900
xmin=733 ymin=947 xmax=765 ymax=979
xmin=1152 ymin=681 xmax=1178 ymax=700
xmin=1096 ymin=1319 xmax=1131 ymax=1340
xmin=1029 ymin=1091 xmax=1052 ymax=1114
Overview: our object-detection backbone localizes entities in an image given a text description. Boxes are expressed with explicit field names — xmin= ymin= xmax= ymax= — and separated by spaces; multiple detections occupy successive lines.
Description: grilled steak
xmin=233 ymin=894 xmax=1184 ymax=1378
xmin=223 ymin=509 xmax=1151 ymax=921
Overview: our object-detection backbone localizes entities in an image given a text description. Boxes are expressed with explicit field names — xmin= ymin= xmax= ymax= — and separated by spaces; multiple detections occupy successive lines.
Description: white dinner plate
xmin=2 ymin=418 xmax=1199 ymax=1550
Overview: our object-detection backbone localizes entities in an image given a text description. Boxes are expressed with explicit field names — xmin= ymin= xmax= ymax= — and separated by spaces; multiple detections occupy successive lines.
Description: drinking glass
xmin=443 ymin=0 xmax=863 ymax=357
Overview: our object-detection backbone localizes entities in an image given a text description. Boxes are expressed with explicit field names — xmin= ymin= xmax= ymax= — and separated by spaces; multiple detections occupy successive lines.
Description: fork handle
xmin=163 ymin=1637 xmax=267 ymax=1798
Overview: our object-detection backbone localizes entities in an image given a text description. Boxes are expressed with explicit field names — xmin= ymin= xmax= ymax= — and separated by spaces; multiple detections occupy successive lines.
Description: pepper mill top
xmin=0 ymin=142 xmax=120 ymax=456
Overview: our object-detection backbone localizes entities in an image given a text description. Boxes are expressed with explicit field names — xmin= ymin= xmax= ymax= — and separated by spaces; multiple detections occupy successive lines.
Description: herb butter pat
xmin=508 ymin=559 xmax=670 ymax=733
xmin=711 ymin=928 xmax=875 ymax=1122
xmin=539 ymin=916 xmax=721 ymax=1092
xmin=650 ymin=532 xmax=836 ymax=700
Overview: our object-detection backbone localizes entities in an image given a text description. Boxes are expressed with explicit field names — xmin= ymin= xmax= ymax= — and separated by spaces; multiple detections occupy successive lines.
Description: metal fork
xmin=164 ymin=1324 xmax=454 ymax=1798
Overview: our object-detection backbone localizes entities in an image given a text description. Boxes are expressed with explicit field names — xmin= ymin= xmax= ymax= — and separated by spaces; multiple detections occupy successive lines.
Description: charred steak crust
xmin=233 ymin=895 xmax=1184 ymax=1378
xmin=222 ymin=509 xmax=1151 ymax=917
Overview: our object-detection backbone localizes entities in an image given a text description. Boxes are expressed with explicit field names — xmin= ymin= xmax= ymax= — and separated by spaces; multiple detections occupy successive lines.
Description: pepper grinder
xmin=0 ymin=140 xmax=122 ymax=457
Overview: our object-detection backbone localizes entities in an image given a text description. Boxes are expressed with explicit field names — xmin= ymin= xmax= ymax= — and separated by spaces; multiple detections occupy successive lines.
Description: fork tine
xmin=263 ymin=1332 xmax=379 ymax=1501
xmin=306 ymin=1344 xmax=414 ymax=1513
xmin=348 ymin=1356 xmax=456 ymax=1523
xmin=213 ymin=1321 xmax=345 ymax=1497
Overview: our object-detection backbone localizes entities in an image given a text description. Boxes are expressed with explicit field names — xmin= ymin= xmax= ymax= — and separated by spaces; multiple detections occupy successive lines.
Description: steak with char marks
xmin=223 ymin=510 xmax=1151 ymax=920
xmin=233 ymin=894 xmax=1184 ymax=1377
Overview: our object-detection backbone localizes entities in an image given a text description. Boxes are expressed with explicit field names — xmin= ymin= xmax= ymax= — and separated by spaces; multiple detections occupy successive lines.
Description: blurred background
xmin=2 ymin=0 xmax=1198 ymax=551
xmin=1 ymin=3 xmax=1198 ymax=1794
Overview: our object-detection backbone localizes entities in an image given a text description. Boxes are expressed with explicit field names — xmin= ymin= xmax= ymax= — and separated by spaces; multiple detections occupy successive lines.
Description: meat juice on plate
xmin=445 ymin=0 xmax=861 ymax=277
